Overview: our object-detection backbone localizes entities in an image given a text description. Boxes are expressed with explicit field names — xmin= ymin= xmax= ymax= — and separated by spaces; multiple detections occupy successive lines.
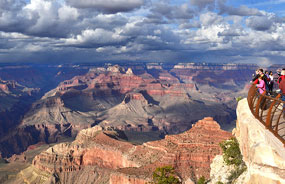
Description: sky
xmin=0 ymin=0 xmax=285 ymax=65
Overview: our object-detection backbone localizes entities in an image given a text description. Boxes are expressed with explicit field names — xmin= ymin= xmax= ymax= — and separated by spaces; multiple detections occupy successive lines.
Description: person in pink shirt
xmin=256 ymin=76 xmax=266 ymax=94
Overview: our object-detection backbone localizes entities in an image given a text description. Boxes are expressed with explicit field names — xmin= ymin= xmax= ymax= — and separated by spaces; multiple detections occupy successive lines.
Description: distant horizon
xmin=0 ymin=0 xmax=285 ymax=65
xmin=0 ymin=60 xmax=284 ymax=68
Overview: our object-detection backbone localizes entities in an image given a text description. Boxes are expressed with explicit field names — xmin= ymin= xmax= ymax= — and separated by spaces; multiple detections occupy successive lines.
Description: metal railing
xmin=247 ymin=84 xmax=285 ymax=145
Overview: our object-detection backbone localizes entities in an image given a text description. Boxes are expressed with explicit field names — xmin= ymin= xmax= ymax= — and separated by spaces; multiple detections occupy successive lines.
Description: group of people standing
xmin=252 ymin=68 xmax=285 ymax=117
xmin=252 ymin=68 xmax=285 ymax=99
xmin=252 ymin=68 xmax=278 ymax=95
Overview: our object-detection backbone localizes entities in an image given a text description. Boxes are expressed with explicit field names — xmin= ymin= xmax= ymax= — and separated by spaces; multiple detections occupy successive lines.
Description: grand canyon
xmin=0 ymin=62 xmax=283 ymax=183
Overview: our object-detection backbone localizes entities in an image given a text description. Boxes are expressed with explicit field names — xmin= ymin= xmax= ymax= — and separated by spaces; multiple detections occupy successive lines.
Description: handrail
xmin=247 ymin=84 xmax=285 ymax=146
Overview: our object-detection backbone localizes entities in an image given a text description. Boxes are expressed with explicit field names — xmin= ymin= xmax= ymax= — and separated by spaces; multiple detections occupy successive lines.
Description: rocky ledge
xmin=235 ymin=99 xmax=285 ymax=183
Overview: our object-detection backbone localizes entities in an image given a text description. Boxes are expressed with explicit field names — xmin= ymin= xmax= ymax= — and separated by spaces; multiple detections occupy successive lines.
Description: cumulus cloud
xmin=0 ymin=0 xmax=284 ymax=65
xmin=200 ymin=12 xmax=223 ymax=26
xmin=66 ymin=0 xmax=145 ymax=14
xmin=63 ymin=28 xmax=128 ymax=48
xmin=0 ymin=0 xmax=81 ymax=38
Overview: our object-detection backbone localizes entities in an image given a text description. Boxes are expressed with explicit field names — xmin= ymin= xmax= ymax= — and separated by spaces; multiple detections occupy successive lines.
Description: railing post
xmin=265 ymin=94 xmax=281 ymax=128
xmin=247 ymin=84 xmax=257 ymax=112
xmin=255 ymin=91 xmax=266 ymax=118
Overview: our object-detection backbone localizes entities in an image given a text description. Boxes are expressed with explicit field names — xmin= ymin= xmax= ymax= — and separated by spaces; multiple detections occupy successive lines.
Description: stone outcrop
xmin=234 ymin=99 xmax=285 ymax=184
xmin=16 ymin=117 xmax=231 ymax=184
xmin=210 ymin=99 xmax=285 ymax=184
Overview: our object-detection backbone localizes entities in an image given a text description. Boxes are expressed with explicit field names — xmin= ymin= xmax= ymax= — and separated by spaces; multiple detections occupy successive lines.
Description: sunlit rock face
xmin=14 ymin=117 xmax=231 ymax=184
xmin=235 ymin=99 xmax=285 ymax=184
xmin=210 ymin=99 xmax=285 ymax=184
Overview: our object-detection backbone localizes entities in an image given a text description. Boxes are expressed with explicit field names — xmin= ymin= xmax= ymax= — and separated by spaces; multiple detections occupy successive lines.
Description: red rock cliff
xmin=24 ymin=117 xmax=232 ymax=184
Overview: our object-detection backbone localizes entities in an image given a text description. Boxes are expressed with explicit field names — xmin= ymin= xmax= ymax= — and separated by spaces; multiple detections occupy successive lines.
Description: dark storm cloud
xmin=66 ymin=0 xmax=145 ymax=14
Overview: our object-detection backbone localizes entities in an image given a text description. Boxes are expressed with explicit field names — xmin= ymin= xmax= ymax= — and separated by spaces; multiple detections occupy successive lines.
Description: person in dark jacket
xmin=252 ymin=69 xmax=260 ymax=84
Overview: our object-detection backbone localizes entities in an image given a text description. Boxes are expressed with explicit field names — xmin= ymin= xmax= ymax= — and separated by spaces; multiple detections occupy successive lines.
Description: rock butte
xmin=16 ymin=117 xmax=232 ymax=184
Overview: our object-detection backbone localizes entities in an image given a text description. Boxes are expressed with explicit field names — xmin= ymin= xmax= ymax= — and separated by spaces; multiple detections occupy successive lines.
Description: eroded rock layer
xmin=15 ymin=117 xmax=232 ymax=184
xmin=0 ymin=63 xmax=256 ymax=157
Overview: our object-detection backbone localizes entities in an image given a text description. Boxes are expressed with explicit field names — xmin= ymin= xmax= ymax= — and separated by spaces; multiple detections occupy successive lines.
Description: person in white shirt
xmin=268 ymin=71 xmax=274 ymax=94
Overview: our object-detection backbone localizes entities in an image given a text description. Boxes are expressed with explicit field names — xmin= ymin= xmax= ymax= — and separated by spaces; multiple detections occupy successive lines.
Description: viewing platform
xmin=247 ymin=84 xmax=285 ymax=145
xmin=231 ymin=86 xmax=285 ymax=183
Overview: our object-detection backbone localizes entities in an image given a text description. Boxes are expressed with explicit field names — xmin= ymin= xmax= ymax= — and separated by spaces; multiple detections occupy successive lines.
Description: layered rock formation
xmin=0 ymin=63 xmax=258 ymax=158
xmin=0 ymin=65 xmax=89 ymax=157
xmin=14 ymin=117 xmax=232 ymax=184
xmin=1 ymin=64 xmax=238 ymax=157
xmin=0 ymin=79 xmax=39 ymax=148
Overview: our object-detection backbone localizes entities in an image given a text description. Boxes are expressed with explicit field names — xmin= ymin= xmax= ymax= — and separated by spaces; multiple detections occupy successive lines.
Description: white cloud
xmin=0 ymin=0 xmax=284 ymax=64
xmin=200 ymin=12 xmax=223 ymax=26
xmin=58 ymin=5 xmax=79 ymax=21
xmin=64 ymin=28 xmax=127 ymax=47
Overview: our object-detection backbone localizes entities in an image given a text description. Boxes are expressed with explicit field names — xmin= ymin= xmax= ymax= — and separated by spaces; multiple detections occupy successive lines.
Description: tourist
xmin=257 ymin=68 xmax=270 ymax=94
xmin=252 ymin=69 xmax=259 ymax=84
xmin=265 ymin=71 xmax=269 ymax=78
xmin=256 ymin=75 xmax=266 ymax=94
xmin=279 ymin=76 xmax=285 ymax=119
xmin=277 ymin=68 xmax=285 ymax=86
xmin=268 ymin=71 xmax=274 ymax=94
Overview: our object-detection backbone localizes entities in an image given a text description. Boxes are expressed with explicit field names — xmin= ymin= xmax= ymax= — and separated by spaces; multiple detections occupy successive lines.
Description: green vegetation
xmin=219 ymin=137 xmax=247 ymax=183
xmin=150 ymin=166 xmax=181 ymax=184
xmin=219 ymin=137 xmax=242 ymax=166
xmin=216 ymin=181 xmax=224 ymax=184
xmin=235 ymin=96 xmax=243 ymax=102
xmin=197 ymin=176 xmax=206 ymax=184
xmin=227 ymin=162 xmax=247 ymax=183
